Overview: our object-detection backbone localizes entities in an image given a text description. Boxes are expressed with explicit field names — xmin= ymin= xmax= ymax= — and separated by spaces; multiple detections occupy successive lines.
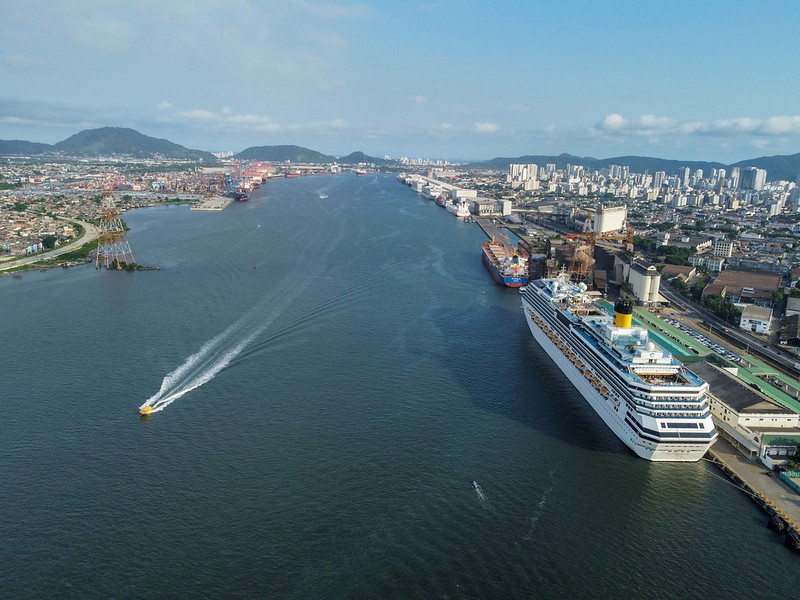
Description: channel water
xmin=1 ymin=173 xmax=796 ymax=598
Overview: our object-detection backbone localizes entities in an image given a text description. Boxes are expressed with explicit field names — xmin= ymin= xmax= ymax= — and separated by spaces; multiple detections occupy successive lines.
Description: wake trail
xmin=140 ymin=209 xmax=353 ymax=415
xmin=522 ymin=461 xmax=562 ymax=543
xmin=140 ymin=254 xmax=321 ymax=414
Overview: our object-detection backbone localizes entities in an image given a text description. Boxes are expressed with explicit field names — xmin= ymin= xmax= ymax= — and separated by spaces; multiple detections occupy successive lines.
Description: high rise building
xmin=678 ymin=167 xmax=690 ymax=187
xmin=739 ymin=167 xmax=767 ymax=191
xmin=729 ymin=167 xmax=740 ymax=189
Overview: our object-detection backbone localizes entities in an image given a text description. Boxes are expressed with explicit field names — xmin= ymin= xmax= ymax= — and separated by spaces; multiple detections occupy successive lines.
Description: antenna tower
xmin=95 ymin=187 xmax=135 ymax=269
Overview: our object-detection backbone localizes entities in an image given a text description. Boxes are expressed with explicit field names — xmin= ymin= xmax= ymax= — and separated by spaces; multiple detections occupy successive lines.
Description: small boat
xmin=472 ymin=480 xmax=479 ymax=490
xmin=139 ymin=406 xmax=155 ymax=416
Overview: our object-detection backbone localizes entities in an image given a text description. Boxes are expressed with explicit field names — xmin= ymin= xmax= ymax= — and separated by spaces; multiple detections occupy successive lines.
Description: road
xmin=0 ymin=218 xmax=99 ymax=272
xmin=659 ymin=281 xmax=800 ymax=376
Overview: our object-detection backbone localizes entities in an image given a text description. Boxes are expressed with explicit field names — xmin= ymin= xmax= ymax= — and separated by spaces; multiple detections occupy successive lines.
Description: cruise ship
xmin=520 ymin=273 xmax=717 ymax=461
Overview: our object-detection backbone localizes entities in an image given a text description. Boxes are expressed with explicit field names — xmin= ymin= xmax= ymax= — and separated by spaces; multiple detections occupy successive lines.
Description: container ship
xmin=482 ymin=241 xmax=530 ymax=287
xmin=520 ymin=273 xmax=717 ymax=461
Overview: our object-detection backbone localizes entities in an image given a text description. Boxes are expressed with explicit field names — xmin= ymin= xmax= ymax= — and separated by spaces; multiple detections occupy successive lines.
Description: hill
xmin=0 ymin=139 xmax=51 ymax=156
xmin=235 ymin=145 xmax=336 ymax=163
xmin=52 ymin=127 xmax=216 ymax=161
xmin=235 ymin=145 xmax=389 ymax=165
xmin=338 ymin=151 xmax=391 ymax=166
xmin=730 ymin=152 xmax=800 ymax=183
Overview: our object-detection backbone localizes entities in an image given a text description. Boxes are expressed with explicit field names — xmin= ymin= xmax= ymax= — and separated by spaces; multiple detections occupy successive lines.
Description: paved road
xmin=660 ymin=281 xmax=800 ymax=376
xmin=0 ymin=218 xmax=98 ymax=272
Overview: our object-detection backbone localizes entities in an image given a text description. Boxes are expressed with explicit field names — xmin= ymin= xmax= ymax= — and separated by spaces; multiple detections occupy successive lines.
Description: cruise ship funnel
xmin=613 ymin=299 xmax=633 ymax=328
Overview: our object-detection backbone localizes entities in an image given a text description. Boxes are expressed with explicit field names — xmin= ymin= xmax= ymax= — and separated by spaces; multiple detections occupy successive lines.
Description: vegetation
xmin=703 ymin=294 xmax=741 ymax=324
xmin=659 ymin=244 xmax=695 ymax=266
xmin=633 ymin=236 xmax=658 ymax=254
xmin=669 ymin=277 xmax=688 ymax=293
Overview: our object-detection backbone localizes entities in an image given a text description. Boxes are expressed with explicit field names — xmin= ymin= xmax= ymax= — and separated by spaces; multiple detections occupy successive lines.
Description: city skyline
xmin=2 ymin=1 xmax=800 ymax=163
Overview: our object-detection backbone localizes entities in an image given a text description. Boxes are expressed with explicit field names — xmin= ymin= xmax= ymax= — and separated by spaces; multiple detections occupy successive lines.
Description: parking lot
xmin=662 ymin=316 xmax=741 ymax=363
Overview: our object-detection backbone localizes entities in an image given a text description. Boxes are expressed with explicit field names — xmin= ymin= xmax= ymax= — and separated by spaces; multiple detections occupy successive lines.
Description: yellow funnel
xmin=614 ymin=299 xmax=633 ymax=328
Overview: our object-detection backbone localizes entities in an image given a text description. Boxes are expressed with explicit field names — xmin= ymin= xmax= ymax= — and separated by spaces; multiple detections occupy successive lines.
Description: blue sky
xmin=2 ymin=0 xmax=800 ymax=162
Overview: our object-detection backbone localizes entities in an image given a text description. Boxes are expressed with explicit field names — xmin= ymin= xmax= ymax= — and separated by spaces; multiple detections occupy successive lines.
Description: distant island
xmin=2 ymin=126 xmax=800 ymax=182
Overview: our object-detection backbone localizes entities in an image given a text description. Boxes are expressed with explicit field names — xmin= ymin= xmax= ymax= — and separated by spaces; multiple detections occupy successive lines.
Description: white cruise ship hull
xmin=522 ymin=304 xmax=712 ymax=462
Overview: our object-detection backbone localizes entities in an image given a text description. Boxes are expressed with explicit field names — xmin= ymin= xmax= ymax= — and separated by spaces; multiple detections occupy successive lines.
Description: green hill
xmin=50 ymin=127 xmax=216 ymax=161
xmin=338 ymin=151 xmax=391 ymax=165
xmin=730 ymin=153 xmax=800 ymax=183
xmin=235 ymin=145 xmax=336 ymax=163
xmin=0 ymin=139 xmax=51 ymax=155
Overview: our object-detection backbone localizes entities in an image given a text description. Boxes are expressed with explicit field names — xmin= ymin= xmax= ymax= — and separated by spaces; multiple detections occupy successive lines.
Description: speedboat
xmin=472 ymin=480 xmax=479 ymax=490
xmin=139 ymin=406 xmax=155 ymax=416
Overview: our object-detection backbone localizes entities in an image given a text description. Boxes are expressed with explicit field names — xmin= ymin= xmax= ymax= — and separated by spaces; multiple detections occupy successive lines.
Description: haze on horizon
xmin=2 ymin=0 xmax=800 ymax=164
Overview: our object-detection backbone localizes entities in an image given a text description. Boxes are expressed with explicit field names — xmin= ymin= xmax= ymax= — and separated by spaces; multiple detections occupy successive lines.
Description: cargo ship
xmin=446 ymin=199 xmax=471 ymax=218
xmin=520 ymin=273 xmax=717 ymax=461
xmin=482 ymin=241 xmax=529 ymax=287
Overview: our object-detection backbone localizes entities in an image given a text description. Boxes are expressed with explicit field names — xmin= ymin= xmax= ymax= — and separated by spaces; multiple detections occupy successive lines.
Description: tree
xmin=689 ymin=280 xmax=706 ymax=301
xmin=703 ymin=294 xmax=741 ymax=323
xmin=670 ymin=277 xmax=688 ymax=293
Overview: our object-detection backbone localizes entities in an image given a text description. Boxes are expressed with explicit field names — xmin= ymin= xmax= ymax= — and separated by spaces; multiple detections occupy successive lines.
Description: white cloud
xmin=762 ymin=116 xmax=800 ymax=135
xmin=4 ymin=54 xmax=42 ymax=69
xmin=318 ymin=80 xmax=346 ymax=91
xmin=177 ymin=109 xmax=217 ymax=121
xmin=505 ymin=103 xmax=530 ymax=114
xmin=330 ymin=118 xmax=347 ymax=129
xmin=291 ymin=0 xmax=372 ymax=19
xmin=409 ymin=95 xmax=427 ymax=104
xmin=69 ymin=16 xmax=134 ymax=52
xmin=637 ymin=114 xmax=677 ymax=130
xmin=596 ymin=113 xmax=800 ymax=139
xmin=474 ymin=122 xmax=500 ymax=134
xmin=600 ymin=113 xmax=628 ymax=130
xmin=166 ymin=106 xmax=280 ymax=132
xmin=158 ymin=101 xmax=173 ymax=110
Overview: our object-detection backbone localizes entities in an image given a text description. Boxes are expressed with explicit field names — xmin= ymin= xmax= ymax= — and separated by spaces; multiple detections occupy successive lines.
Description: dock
xmin=707 ymin=438 xmax=800 ymax=550
xmin=190 ymin=195 xmax=233 ymax=211
xmin=476 ymin=218 xmax=513 ymax=252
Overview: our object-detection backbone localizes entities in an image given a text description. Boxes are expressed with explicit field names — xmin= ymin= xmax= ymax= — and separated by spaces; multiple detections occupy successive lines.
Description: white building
xmin=691 ymin=362 xmax=800 ymax=466
xmin=713 ymin=239 xmax=734 ymax=258
xmin=592 ymin=205 xmax=627 ymax=235
xmin=627 ymin=260 xmax=661 ymax=304
xmin=740 ymin=304 xmax=773 ymax=334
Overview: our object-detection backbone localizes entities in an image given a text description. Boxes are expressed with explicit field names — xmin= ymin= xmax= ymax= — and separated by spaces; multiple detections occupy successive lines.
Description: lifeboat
xmin=139 ymin=406 xmax=155 ymax=416
xmin=576 ymin=360 xmax=583 ymax=369
xmin=584 ymin=369 xmax=592 ymax=378
xmin=601 ymin=387 xmax=609 ymax=396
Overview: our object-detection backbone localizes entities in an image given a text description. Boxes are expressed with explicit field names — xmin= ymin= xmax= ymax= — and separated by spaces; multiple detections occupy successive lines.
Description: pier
xmin=475 ymin=218 xmax=513 ymax=252
xmin=190 ymin=195 xmax=233 ymax=211
xmin=707 ymin=438 xmax=800 ymax=551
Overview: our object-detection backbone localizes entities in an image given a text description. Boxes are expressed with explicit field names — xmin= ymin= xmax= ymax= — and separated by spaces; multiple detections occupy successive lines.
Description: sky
xmin=2 ymin=0 xmax=800 ymax=163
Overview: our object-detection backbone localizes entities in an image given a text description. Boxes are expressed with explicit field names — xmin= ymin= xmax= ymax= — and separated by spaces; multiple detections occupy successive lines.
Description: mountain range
xmin=1 ymin=127 xmax=799 ymax=181
xmin=0 ymin=127 xmax=217 ymax=162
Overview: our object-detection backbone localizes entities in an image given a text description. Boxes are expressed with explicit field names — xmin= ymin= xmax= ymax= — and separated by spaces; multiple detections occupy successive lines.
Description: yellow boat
xmin=139 ymin=406 xmax=155 ymax=416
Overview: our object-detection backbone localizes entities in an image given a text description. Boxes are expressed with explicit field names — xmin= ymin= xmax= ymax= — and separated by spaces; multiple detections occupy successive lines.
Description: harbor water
xmin=2 ymin=173 xmax=797 ymax=598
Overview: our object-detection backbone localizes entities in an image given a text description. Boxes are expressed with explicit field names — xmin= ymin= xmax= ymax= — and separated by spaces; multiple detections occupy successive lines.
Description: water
xmin=1 ymin=174 xmax=797 ymax=598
